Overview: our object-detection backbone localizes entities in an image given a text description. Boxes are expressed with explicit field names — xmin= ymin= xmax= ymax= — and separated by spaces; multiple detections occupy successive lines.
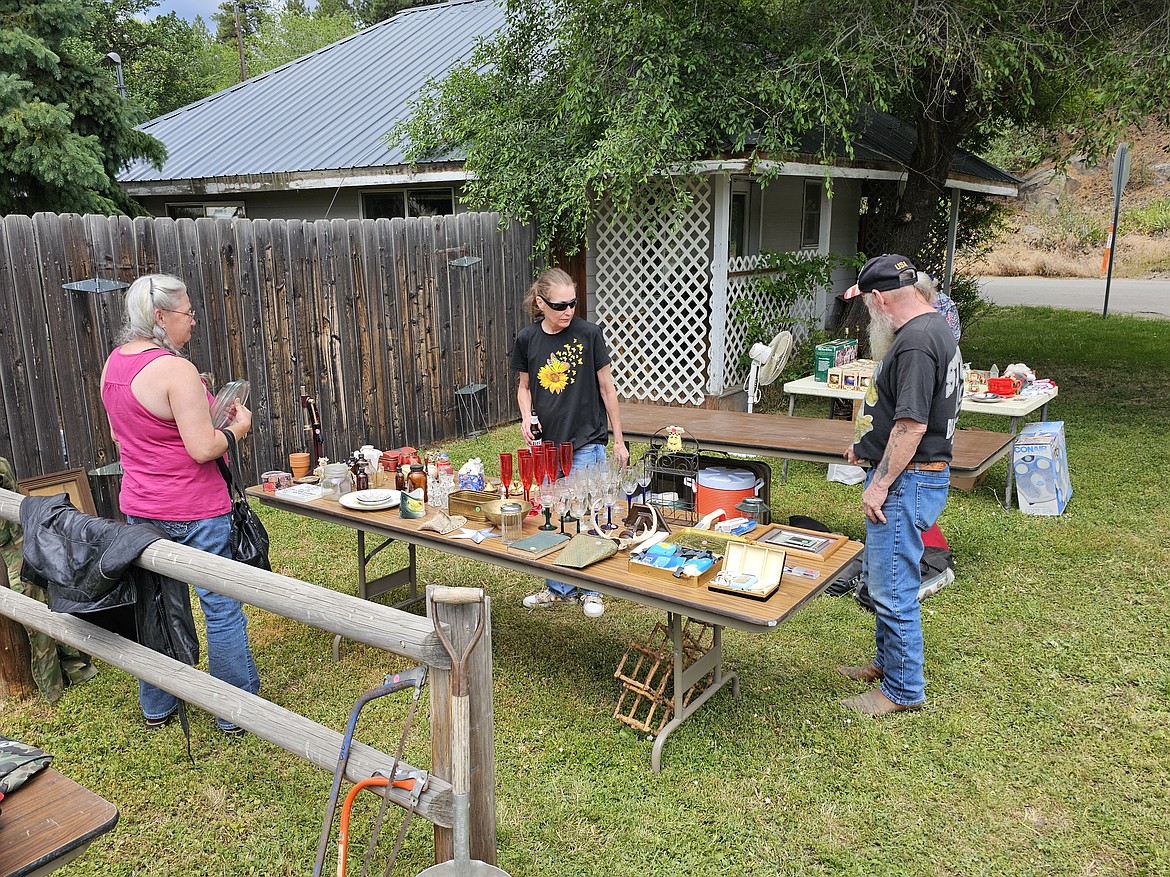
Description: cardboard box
xmin=1014 ymin=421 xmax=1072 ymax=515
xmin=814 ymin=338 xmax=858 ymax=382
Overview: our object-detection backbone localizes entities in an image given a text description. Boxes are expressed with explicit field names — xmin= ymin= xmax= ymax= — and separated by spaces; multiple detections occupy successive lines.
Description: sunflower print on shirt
xmin=536 ymin=337 xmax=586 ymax=394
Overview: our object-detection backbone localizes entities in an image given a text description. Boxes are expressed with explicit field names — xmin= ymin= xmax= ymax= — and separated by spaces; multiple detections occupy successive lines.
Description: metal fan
xmin=746 ymin=330 xmax=793 ymax=413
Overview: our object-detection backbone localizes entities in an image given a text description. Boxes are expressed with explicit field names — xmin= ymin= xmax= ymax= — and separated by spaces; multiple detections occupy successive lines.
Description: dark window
xmin=729 ymin=192 xmax=747 ymax=258
xmin=166 ymin=202 xmax=245 ymax=219
xmin=801 ymin=182 xmax=821 ymax=249
xmin=362 ymin=191 xmax=406 ymax=219
xmin=408 ymin=190 xmax=454 ymax=217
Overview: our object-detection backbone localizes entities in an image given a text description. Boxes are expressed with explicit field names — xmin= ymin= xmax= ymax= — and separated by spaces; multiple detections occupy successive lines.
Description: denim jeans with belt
xmin=545 ymin=442 xmax=607 ymax=599
xmin=862 ymin=467 xmax=949 ymax=706
xmin=128 ymin=512 xmax=261 ymax=730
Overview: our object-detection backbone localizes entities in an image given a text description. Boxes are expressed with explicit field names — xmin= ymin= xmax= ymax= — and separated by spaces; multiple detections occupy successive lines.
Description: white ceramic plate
xmin=339 ymin=489 xmax=400 ymax=511
xmin=969 ymin=392 xmax=1003 ymax=403
xmin=354 ymin=488 xmax=394 ymax=504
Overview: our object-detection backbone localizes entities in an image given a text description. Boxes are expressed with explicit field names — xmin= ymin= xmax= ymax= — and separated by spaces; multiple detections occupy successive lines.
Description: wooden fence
xmin=0 ymin=488 xmax=500 ymax=868
xmin=0 ymin=212 xmax=537 ymax=518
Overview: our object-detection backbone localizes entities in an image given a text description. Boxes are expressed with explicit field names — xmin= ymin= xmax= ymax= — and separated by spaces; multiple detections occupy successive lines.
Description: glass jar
xmin=735 ymin=496 xmax=771 ymax=525
xmin=321 ymin=463 xmax=352 ymax=501
xmin=500 ymin=502 xmax=524 ymax=545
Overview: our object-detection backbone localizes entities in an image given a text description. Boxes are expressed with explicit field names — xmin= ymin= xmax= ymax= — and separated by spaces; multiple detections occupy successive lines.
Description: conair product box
xmin=1013 ymin=421 xmax=1072 ymax=515
xmin=814 ymin=339 xmax=858 ymax=382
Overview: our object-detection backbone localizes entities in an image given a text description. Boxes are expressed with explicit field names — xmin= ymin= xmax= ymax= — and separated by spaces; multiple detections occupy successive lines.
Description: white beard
xmin=867 ymin=302 xmax=897 ymax=360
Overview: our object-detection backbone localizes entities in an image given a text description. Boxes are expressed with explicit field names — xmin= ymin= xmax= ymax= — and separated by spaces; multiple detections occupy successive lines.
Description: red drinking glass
xmin=560 ymin=442 xmax=574 ymax=479
xmin=499 ymin=452 xmax=513 ymax=498
xmin=531 ymin=450 xmax=547 ymax=515
xmin=518 ymin=449 xmax=534 ymax=503
xmin=544 ymin=443 xmax=558 ymax=483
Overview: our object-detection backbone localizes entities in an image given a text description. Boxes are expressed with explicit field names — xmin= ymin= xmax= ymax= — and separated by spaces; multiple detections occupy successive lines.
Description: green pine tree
xmin=0 ymin=0 xmax=164 ymax=215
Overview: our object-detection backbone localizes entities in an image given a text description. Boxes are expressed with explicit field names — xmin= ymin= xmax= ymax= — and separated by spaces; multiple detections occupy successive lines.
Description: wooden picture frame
xmin=19 ymin=467 xmax=97 ymax=516
xmin=753 ymin=523 xmax=848 ymax=561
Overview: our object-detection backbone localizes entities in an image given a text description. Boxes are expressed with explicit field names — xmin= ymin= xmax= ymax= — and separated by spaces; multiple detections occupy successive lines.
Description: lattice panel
xmin=594 ymin=180 xmax=712 ymax=405
xmin=722 ymin=253 xmax=817 ymax=390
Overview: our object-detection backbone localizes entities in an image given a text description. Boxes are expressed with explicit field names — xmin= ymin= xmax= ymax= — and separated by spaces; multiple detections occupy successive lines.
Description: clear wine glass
xmin=602 ymin=473 xmax=620 ymax=531
xmin=588 ymin=479 xmax=605 ymax=534
xmin=554 ymin=483 xmax=571 ymax=534
xmin=635 ymin=457 xmax=652 ymax=504
xmin=620 ymin=465 xmax=638 ymax=521
xmin=538 ymin=478 xmax=556 ymax=530
xmin=568 ymin=485 xmax=587 ymax=535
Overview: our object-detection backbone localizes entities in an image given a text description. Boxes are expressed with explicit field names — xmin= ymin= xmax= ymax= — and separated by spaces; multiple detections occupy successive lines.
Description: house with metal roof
xmin=119 ymin=0 xmax=1018 ymax=407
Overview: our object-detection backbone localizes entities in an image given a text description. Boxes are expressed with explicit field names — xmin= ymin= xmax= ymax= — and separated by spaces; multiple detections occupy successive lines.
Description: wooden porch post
xmin=944 ymin=188 xmax=961 ymax=295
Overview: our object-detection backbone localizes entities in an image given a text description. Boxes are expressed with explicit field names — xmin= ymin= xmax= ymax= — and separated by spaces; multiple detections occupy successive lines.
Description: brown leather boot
xmin=836 ymin=662 xmax=884 ymax=683
xmin=841 ymin=689 xmax=924 ymax=717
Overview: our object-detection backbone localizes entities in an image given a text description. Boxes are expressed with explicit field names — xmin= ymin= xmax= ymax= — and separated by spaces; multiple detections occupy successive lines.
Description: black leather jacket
xmin=20 ymin=495 xmax=199 ymax=666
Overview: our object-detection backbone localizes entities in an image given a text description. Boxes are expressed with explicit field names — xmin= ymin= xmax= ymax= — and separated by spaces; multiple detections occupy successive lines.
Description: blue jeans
xmin=547 ymin=443 xmax=607 ymax=599
xmin=128 ymin=513 xmax=261 ymax=730
xmin=861 ymin=468 xmax=949 ymax=706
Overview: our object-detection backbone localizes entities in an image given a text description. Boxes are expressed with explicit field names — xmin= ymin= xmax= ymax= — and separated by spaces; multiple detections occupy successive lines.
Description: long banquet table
xmin=615 ymin=402 xmax=1017 ymax=485
xmin=249 ymin=486 xmax=862 ymax=772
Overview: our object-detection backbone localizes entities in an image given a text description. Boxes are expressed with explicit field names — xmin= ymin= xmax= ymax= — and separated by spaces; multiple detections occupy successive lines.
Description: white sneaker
xmin=523 ymin=588 xmax=577 ymax=609
xmin=581 ymin=594 xmax=605 ymax=618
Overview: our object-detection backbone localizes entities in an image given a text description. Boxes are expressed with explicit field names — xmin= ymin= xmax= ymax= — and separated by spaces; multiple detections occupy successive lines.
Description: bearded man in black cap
xmin=839 ymin=254 xmax=963 ymax=716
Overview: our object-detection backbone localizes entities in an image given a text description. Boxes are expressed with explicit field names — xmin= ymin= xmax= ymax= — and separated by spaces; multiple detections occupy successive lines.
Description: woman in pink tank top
xmin=101 ymin=274 xmax=261 ymax=736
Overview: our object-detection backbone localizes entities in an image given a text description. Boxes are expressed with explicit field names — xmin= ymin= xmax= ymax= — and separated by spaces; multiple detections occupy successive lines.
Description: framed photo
xmin=19 ymin=467 xmax=97 ymax=516
xmin=755 ymin=524 xmax=848 ymax=560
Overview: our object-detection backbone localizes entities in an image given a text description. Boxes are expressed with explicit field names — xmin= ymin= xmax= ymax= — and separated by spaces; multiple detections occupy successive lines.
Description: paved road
xmin=979 ymin=276 xmax=1168 ymax=318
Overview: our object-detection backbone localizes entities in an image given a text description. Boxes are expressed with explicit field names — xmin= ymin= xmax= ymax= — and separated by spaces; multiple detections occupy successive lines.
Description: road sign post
xmin=1102 ymin=143 xmax=1131 ymax=319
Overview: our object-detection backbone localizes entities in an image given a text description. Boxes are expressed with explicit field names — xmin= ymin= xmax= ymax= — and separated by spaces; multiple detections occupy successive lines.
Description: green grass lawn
xmin=2 ymin=307 xmax=1168 ymax=876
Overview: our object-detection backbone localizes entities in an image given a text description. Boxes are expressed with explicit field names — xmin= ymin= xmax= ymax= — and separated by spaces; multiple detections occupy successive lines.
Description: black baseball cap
xmin=844 ymin=254 xmax=917 ymax=299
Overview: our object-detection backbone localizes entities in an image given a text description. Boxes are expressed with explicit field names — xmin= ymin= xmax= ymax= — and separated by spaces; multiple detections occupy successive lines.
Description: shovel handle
xmin=430 ymin=586 xmax=485 ymax=605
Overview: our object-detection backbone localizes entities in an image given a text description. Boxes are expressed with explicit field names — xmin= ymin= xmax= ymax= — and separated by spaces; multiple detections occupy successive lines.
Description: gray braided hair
xmin=116 ymin=274 xmax=187 ymax=354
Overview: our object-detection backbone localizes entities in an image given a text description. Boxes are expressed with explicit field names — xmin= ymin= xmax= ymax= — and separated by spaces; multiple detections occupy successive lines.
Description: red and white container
xmin=695 ymin=466 xmax=764 ymax=518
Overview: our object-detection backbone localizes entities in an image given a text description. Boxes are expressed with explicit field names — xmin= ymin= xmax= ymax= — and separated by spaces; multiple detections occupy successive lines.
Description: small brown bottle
xmin=408 ymin=463 xmax=428 ymax=502
xmin=356 ymin=461 xmax=369 ymax=491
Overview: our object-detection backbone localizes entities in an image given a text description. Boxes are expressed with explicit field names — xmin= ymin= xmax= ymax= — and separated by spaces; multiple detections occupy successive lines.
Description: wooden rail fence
xmin=0 ymin=488 xmax=500 ymax=867
xmin=0 ymin=212 xmax=537 ymax=519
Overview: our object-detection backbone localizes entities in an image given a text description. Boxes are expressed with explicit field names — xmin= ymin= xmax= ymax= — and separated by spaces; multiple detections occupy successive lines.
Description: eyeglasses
xmin=148 ymin=277 xmax=195 ymax=319
xmin=538 ymin=295 xmax=576 ymax=312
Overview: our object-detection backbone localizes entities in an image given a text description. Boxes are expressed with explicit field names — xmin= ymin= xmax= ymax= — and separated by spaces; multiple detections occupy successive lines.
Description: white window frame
xmin=800 ymin=181 xmax=822 ymax=249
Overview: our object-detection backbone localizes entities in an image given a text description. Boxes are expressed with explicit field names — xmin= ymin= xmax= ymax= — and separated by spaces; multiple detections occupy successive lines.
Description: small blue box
xmin=458 ymin=473 xmax=485 ymax=491
xmin=1013 ymin=421 xmax=1072 ymax=515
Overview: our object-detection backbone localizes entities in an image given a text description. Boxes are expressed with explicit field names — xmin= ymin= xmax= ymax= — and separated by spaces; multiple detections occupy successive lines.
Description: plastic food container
xmin=695 ymin=466 xmax=763 ymax=517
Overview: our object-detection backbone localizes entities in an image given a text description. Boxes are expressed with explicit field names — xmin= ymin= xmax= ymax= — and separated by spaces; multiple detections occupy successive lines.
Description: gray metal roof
xmin=119 ymin=0 xmax=504 ymax=182
xmin=120 ymin=0 xmax=1016 ymax=191
xmin=844 ymin=109 xmax=1019 ymax=187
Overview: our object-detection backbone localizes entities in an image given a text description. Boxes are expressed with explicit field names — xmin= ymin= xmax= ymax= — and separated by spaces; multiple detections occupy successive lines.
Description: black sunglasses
xmin=538 ymin=294 xmax=576 ymax=312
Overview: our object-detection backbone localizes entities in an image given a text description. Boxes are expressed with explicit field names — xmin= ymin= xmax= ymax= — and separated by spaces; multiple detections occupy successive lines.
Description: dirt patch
xmin=970 ymin=120 xmax=1170 ymax=279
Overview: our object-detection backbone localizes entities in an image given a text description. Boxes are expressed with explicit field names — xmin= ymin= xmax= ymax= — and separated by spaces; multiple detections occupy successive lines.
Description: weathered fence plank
xmin=0 ymin=585 xmax=456 ymax=829
xmin=0 ymin=213 xmax=535 ymax=517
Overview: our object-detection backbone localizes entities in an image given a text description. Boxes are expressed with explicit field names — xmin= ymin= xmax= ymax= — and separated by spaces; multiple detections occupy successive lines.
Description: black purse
xmin=216 ymin=429 xmax=271 ymax=571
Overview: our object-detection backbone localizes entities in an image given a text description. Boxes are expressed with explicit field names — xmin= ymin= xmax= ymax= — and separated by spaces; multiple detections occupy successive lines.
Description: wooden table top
xmin=0 ymin=768 xmax=118 ymax=877
xmin=616 ymin=402 xmax=1016 ymax=475
xmin=250 ymin=487 xmax=862 ymax=633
